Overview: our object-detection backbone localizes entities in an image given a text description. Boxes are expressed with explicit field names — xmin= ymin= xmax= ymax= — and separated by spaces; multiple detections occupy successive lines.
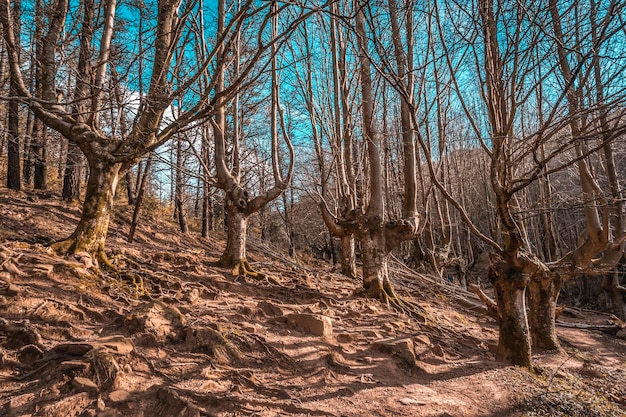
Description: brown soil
xmin=1 ymin=189 xmax=625 ymax=417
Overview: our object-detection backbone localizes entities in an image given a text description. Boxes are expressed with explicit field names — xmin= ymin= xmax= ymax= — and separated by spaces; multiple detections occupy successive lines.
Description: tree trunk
xmin=32 ymin=119 xmax=47 ymax=189
xmin=492 ymin=263 xmax=532 ymax=367
xmin=361 ymin=230 xmax=394 ymax=300
xmin=602 ymin=272 xmax=626 ymax=320
xmin=201 ymin=190 xmax=213 ymax=238
xmin=220 ymin=198 xmax=248 ymax=268
xmin=125 ymin=170 xmax=135 ymax=205
xmin=128 ymin=155 xmax=151 ymax=243
xmin=340 ymin=234 xmax=357 ymax=279
xmin=528 ymin=273 xmax=562 ymax=351
xmin=6 ymin=0 xmax=20 ymax=191
xmin=62 ymin=142 xmax=81 ymax=201
xmin=53 ymin=159 xmax=121 ymax=259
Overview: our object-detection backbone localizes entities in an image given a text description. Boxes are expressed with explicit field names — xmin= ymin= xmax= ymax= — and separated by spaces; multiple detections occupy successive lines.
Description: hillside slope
xmin=0 ymin=189 xmax=625 ymax=417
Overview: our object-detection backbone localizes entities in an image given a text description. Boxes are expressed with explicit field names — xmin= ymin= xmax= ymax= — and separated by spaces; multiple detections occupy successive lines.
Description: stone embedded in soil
xmin=71 ymin=377 xmax=99 ymax=395
xmin=154 ymin=387 xmax=202 ymax=417
xmin=415 ymin=334 xmax=431 ymax=346
xmin=336 ymin=333 xmax=354 ymax=344
xmin=97 ymin=335 xmax=134 ymax=354
xmin=286 ymin=313 xmax=333 ymax=338
xmin=74 ymin=252 xmax=94 ymax=269
xmin=399 ymin=397 xmax=425 ymax=406
xmin=125 ymin=301 xmax=187 ymax=344
xmin=257 ymin=300 xmax=284 ymax=317
xmin=431 ymin=343 xmax=447 ymax=359
xmin=374 ymin=337 xmax=417 ymax=367
xmin=2 ymin=283 xmax=19 ymax=296
xmin=108 ymin=390 xmax=131 ymax=403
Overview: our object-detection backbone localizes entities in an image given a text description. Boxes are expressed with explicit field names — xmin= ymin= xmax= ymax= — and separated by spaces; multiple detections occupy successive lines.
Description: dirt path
xmin=0 ymin=190 xmax=625 ymax=416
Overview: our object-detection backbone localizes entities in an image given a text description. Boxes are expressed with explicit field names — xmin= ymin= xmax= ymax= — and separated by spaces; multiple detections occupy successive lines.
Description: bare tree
xmin=213 ymin=0 xmax=295 ymax=275
xmin=0 ymin=0 xmax=319 ymax=263
xmin=5 ymin=0 xmax=21 ymax=191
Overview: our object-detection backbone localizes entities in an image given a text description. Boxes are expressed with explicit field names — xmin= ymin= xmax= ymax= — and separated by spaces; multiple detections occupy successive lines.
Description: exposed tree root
xmin=231 ymin=258 xmax=265 ymax=280
xmin=366 ymin=281 xmax=428 ymax=323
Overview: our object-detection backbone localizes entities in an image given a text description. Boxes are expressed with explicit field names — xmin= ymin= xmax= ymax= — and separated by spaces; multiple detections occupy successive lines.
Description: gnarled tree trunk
xmin=219 ymin=190 xmax=249 ymax=267
xmin=492 ymin=261 xmax=531 ymax=367
xmin=53 ymin=159 xmax=121 ymax=259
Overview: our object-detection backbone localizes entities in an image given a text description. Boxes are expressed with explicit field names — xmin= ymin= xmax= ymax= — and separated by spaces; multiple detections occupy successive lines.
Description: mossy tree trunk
xmin=360 ymin=226 xmax=393 ymax=300
xmin=53 ymin=159 xmax=122 ymax=259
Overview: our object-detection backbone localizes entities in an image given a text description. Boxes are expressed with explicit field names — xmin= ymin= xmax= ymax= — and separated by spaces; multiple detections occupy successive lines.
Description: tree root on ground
xmin=366 ymin=281 xmax=428 ymax=323
xmin=231 ymin=259 xmax=265 ymax=279
xmin=48 ymin=241 xmax=151 ymax=299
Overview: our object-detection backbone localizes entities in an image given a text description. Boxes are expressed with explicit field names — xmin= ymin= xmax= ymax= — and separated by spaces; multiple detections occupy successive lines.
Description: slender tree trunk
xmin=32 ymin=119 xmax=47 ymax=189
xmin=6 ymin=0 xmax=20 ymax=191
xmin=201 ymin=188 xmax=213 ymax=237
xmin=128 ymin=155 xmax=151 ymax=243
xmin=340 ymin=235 xmax=357 ymax=278
xmin=602 ymin=271 xmax=626 ymax=320
xmin=175 ymin=137 xmax=188 ymax=233
xmin=125 ymin=170 xmax=135 ymax=205
xmin=62 ymin=143 xmax=81 ymax=201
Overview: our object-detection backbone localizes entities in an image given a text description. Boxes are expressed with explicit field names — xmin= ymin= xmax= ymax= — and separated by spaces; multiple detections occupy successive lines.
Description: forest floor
xmin=0 ymin=188 xmax=625 ymax=417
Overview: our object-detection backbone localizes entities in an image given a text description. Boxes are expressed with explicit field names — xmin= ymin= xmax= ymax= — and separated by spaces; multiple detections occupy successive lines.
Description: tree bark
xmin=5 ymin=0 xmax=20 ymax=191
xmin=360 ymin=227 xmax=394 ymax=299
xmin=128 ymin=155 xmax=151 ymax=243
xmin=340 ymin=235 xmax=357 ymax=279
xmin=492 ymin=262 xmax=532 ymax=367
xmin=62 ymin=143 xmax=81 ymax=201
xmin=220 ymin=196 xmax=248 ymax=267
xmin=53 ymin=159 xmax=121 ymax=259
xmin=528 ymin=271 xmax=562 ymax=351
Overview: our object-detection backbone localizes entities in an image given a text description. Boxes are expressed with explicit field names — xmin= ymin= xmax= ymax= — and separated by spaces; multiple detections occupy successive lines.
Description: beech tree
xmin=0 ymin=0 xmax=319 ymax=263
xmin=5 ymin=0 xmax=20 ymax=191
xmin=412 ymin=0 xmax=626 ymax=366
xmin=212 ymin=0 xmax=295 ymax=275
xmin=317 ymin=0 xmax=421 ymax=303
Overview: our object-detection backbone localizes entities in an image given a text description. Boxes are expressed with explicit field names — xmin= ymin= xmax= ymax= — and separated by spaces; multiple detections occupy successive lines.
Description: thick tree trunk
xmin=361 ymin=231 xmax=395 ymax=300
xmin=220 ymin=199 xmax=248 ymax=268
xmin=340 ymin=234 xmax=357 ymax=279
xmin=492 ymin=266 xmax=532 ymax=367
xmin=53 ymin=160 xmax=121 ymax=259
xmin=528 ymin=273 xmax=562 ymax=351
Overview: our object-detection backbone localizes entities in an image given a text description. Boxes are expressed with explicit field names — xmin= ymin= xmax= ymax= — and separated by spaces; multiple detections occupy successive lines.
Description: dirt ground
xmin=0 ymin=189 xmax=625 ymax=417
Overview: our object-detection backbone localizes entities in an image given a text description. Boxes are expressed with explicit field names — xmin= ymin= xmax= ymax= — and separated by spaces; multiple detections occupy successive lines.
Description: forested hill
xmin=0 ymin=189 xmax=625 ymax=417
